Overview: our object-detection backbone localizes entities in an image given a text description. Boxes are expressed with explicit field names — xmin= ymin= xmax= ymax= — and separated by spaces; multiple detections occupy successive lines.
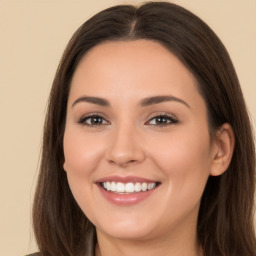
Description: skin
xmin=63 ymin=40 xmax=234 ymax=256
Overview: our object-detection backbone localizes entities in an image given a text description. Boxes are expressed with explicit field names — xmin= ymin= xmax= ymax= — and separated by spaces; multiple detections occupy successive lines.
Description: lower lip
xmin=97 ymin=184 xmax=158 ymax=206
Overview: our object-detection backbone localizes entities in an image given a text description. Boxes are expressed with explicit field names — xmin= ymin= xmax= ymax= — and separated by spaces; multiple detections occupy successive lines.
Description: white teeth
xmin=116 ymin=182 xmax=125 ymax=193
xmin=102 ymin=181 xmax=157 ymax=193
xmin=148 ymin=183 xmax=156 ymax=190
xmin=106 ymin=182 xmax=111 ymax=191
xmin=125 ymin=183 xmax=134 ymax=193
xmin=134 ymin=182 xmax=142 ymax=192
xmin=141 ymin=182 xmax=147 ymax=191
xmin=111 ymin=182 xmax=117 ymax=192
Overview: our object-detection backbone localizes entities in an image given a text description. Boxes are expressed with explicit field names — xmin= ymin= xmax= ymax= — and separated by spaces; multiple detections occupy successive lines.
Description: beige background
xmin=0 ymin=0 xmax=255 ymax=255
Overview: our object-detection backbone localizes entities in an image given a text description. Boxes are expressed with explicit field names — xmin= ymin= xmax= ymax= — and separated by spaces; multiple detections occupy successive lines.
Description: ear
xmin=210 ymin=123 xmax=235 ymax=176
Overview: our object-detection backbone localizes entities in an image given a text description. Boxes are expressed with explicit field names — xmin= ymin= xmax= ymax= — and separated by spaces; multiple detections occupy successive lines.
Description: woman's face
xmin=63 ymin=40 xmax=218 ymax=241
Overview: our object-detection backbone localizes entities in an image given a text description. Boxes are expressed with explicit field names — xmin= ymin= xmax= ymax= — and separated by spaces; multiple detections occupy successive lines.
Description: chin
xmin=95 ymin=217 xmax=158 ymax=241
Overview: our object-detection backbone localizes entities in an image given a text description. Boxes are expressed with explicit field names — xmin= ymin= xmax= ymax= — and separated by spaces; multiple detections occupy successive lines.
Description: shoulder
xmin=26 ymin=253 xmax=39 ymax=256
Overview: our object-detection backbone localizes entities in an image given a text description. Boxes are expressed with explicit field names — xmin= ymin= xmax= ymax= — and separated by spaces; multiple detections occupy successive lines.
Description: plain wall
xmin=0 ymin=0 xmax=255 ymax=255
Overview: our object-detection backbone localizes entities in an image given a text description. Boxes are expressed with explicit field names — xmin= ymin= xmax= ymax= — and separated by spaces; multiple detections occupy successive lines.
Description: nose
xmin=106 ymin=124 xmax=146 ymax=167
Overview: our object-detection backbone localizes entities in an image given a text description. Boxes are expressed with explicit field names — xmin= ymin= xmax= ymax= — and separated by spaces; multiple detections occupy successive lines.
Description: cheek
xmin=149 ymin=127 xmax=211 ymax=203
xmin=62 ymin=128 xmax=106 ymax=213
xmin=155 ymin=135 xmax=211 ymax=174
xmin=63 ymin=128 xmax=105 ymax=176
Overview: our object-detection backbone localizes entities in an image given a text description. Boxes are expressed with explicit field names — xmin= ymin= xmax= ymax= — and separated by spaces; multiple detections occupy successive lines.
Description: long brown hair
xmin=33 ymin=2 xmax=256 ymax=255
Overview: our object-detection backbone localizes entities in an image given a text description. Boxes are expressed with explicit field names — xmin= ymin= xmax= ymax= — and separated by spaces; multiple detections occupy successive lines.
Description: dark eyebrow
xmin=140 ymin=95 xmax=191 ymax=108
xmin=72 ymin=96 xmax=110 ymax=107
xmin=72 ymin=95 xmax=190 ymax=109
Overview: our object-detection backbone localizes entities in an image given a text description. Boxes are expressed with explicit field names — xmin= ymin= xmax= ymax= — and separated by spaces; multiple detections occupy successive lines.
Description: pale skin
xmin=63 ymin=40 xmax=235 ymax=256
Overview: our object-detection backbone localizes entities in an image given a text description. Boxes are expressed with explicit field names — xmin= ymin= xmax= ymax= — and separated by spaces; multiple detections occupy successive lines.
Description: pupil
xmin=156 ymin=116 xmax=167 ymax=124
xmin=92 ymin=117 xmax=102 ymax=124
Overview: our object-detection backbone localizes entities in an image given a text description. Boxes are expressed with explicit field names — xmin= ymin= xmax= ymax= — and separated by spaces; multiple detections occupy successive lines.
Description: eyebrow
xmin=72 ymin=96 xmax=110 ymax=107
xmin=140 ymin=95 xmax=190 ymax=108
xmin=72 ymin=95 xmax=190 ymax=109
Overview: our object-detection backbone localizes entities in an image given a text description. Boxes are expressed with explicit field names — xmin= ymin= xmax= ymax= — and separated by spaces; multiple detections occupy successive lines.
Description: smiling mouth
xmin=100 ymin=181 xmax=160 ymax=194
xmin=96 ymin=176 xmax=161 ymax=205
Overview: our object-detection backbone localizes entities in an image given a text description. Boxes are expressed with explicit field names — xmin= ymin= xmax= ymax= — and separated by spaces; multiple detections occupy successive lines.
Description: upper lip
xmin=95 ymin=175 xmax=160 ymax=183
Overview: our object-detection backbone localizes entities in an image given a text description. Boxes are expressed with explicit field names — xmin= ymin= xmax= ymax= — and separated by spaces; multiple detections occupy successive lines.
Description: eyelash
xmin=78 ymin=113 xmax=178 ymax=127
xmin=78 ymin=114 xmax=109 ymax=127
xmin=146 ymin=114 xmax=178 ymax=126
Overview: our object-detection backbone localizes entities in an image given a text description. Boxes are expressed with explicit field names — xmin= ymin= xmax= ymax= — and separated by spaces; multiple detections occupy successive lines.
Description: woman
xmin=30 ymin=1 xmax=256 ymax=256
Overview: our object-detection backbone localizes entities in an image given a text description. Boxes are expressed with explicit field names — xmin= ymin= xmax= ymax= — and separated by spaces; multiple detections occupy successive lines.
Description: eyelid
xmin=145 ymin=112 xmax=178 ymax=126
xmin=77 ymin=112 xmax=178 ymax=127
xmin=78 ymin=112 xmax=110 ymax=126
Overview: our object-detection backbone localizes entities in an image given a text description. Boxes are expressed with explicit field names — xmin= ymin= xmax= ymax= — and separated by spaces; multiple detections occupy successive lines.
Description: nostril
xmin=108 ymin=158 xmax=138 ymax=168
xmin=106 ymin=137 xmax=146 ymax=166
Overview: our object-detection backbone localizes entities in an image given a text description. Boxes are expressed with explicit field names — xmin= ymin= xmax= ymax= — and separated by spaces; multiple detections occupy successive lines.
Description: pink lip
xmin=95 ymin=176 xmax=160 ymax=206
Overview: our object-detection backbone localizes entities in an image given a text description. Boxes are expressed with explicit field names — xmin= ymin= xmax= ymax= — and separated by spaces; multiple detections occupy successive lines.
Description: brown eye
xmin=79 ymin=115 xmax=109 ymax=126
xmin=90 ymin=116 xmax=104 ymax=125
xmin=146 ymin=115 xmax=178 ymax=126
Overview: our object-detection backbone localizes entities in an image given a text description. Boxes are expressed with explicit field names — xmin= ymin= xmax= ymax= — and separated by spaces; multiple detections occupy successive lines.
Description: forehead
xmin=69 ymin=39 xmax=204 ymax=110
